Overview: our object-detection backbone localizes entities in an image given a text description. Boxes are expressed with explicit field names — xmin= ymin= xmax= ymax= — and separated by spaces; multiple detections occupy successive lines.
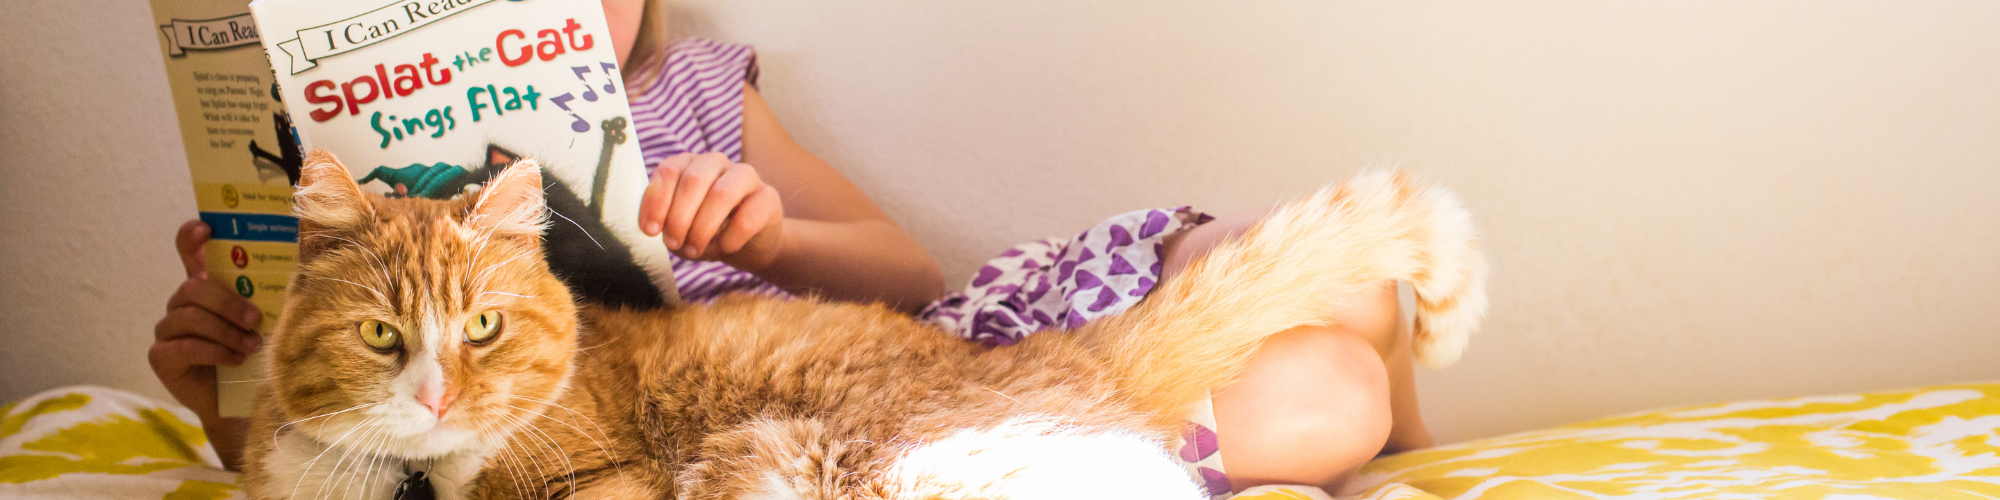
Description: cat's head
xmin=268 ymin=149 xmax=578 ymax=459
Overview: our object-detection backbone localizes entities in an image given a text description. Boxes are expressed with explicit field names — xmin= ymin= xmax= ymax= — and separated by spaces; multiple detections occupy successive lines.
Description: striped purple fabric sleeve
xmin=627 ymin=38 xmax=786 ymax=301
xmin=633 ymin=38 xmax=758 ymax=168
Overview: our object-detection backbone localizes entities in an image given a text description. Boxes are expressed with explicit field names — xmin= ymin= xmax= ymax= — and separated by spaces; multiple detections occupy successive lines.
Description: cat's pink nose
xmin=417 ymin=383 xmax=460 ymax=420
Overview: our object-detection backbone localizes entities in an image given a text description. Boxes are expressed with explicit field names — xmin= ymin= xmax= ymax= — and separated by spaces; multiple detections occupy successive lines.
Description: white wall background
xmin=3 ymin=0 xmax=1996 ymax=443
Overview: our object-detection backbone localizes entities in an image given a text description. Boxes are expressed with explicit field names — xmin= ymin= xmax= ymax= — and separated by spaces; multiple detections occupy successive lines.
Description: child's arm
xmin=638 ymin=83 xmax=944 ymax=313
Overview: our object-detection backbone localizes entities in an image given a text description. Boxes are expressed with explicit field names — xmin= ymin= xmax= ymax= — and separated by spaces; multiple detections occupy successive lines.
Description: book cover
xmin=248 ymin=0 xmax=679 ymax=306
xmin=149 ymin=0 xmax=297 ymax=418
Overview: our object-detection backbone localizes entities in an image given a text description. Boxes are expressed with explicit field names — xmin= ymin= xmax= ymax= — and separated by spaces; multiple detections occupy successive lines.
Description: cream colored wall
xmin=3 ymin=1 xmax=1996 ymax=443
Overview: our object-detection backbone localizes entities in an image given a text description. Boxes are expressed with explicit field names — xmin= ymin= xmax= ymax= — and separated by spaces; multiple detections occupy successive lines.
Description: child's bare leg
xmin=1381 ymin=280 xmax=1433 ymax=453
xmin=1209 ymin=324 xmax=1391 ymax=491
xmin=1161 ymin=207 xmax=1433 ymax=491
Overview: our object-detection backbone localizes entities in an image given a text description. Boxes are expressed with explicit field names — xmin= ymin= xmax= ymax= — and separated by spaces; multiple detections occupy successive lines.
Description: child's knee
xmin=1212 ymin=327 xmax=1392 ymax=489
xmin=1267 ymin=329 xmax=1393 ymax=449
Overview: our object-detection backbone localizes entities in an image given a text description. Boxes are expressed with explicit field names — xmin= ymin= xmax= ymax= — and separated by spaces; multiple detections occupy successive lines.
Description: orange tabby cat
xmin=239 ymin=150 xmax=1487 ymax=500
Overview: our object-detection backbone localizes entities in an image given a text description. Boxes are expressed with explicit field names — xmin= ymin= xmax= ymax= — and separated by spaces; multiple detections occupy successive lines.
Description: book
xmin=149 ymin=0 xmax=678 ymax=417
xmin=248 ymin=0 xmax=677 ymax=315
xmin=149 ymin=0 xmax=298 ymax=418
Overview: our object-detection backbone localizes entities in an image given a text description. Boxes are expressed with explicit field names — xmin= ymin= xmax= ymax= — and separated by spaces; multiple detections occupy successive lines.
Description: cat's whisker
xmin=307 ymin=233 xmax=396 ymax=292
xmin=309 ymin=438 xmax=348 ymax=500
xmin=289 ymin=414 xmax=384 ymax=500
xmin=471 ymin=291 xmax=534 ymax=309
xmin=323 ymin=428 xmax=366 ymax=500
xmin=468 ymin=250 xmax=535 ymax=292
xmin=494 ymin=416 xmax=553 ymax=499
xmin=348 ymin=427 xmax=394 ymax=500
xmin=568 ymin=334 xmax=620 ymax=354
xmin=341 ymin=435 xmax=373 ymax=500
xmin=501 ymin=401 xmax=627 ymax=482
xmin=463 ymin=191 xmax=534 ymax=268
xmin=327 ymin=421 xmax=392 ymax=500
xmin=570 ymin=334 xmax=622 ymax=353
xmin=505 ymin=435 xmax=545 ymax=499
xmin=353 ymin=423 xmax=399 ymax=500
xmin=513 ymin=428 xmax=558 ymax=500
xmin=500 ymin=191 xmax=549 ymax=227
xmin=320 ymin=424 xmax=379 ymax=500
xmin=470 ymin=425 xmax=517 ymax=495
xmin=499 ymin=411 xmax=579 ymax=498
xmin=490 ymin=435 xmax=530 ymax=498
xmin=514 ymin=411 xmax=582 ymax=499
xmin=466 ymin=207 xmax=506 ymax=264
xmin=273 ymin=403 xmax=383 ymax=451
xmin=983 ymin=387 xmax=1026 ymax=406
xmin=313 ymin=277 xmax=387 ymax=301
xmin=503 ymin=394 xmax=620 ymax=455
xmin=546 ymin=208 xmax=605 ymax=250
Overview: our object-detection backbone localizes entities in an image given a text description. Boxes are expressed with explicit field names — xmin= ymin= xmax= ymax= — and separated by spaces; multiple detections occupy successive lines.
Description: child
xmin=148 ymin=0 xmax=1430 ymax=495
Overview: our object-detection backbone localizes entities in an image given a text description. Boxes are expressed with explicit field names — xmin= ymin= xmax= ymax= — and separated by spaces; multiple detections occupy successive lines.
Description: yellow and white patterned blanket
xmin=0 ymin=386 xmax=238 ymax=499
xmin=1343 ymin=382 xmax=2000 ymax=499
xmin=3 ymin=383 xmax=1997 ymax=499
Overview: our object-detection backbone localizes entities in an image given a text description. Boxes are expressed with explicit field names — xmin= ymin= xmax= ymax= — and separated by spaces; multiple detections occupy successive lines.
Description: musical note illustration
xmin=549 ymin=93 xmax=590 ymax=132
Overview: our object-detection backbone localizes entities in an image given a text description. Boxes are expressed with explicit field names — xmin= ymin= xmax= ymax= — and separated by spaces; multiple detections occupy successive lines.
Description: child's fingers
xmin=683 ymin=165 xmax=766 ymax=256
xmin=639 ymin=154 xmax=696 ymax=236
xmin=156 ymin=304 xmax=260 ymax=355
xmin=176 ymin=219 xmax=211 ymax=279
xmin=663 ymin=154 xmax=729 ymax=250
xmin=165 ymin=277 xmax=263 ymax=331
xmin=150 ymin=337 xmax=249 ymax=372
xmin=716 ymin=185 xmax=782 ymax=256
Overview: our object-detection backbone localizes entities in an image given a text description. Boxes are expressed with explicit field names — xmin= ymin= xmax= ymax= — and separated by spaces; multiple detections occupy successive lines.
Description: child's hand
xmin=150 ymin=220 xmax=263 ymax=424
xmin=639 ymin=153 xmax=786 ymax=270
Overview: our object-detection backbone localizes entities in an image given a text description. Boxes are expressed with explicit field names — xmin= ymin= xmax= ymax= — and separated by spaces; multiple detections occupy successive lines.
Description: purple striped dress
xmin=628 ymin=38 xmax=786 ymax=300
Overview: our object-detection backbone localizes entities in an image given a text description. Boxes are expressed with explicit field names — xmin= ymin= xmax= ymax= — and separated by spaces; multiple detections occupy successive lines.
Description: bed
xmin=4 ymin=383 xmax=1997 ymax=499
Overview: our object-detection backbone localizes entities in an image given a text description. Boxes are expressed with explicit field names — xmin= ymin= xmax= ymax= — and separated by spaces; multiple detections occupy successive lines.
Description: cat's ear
xmin=467 ymin=159 xmax=548 ymax=240
xmin=294 ymin=150 xmax=372 ymax=262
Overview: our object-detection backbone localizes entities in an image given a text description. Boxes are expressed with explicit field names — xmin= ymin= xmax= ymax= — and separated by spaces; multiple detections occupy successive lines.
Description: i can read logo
xmin=222 ymin=184 xmax=241 ymax=208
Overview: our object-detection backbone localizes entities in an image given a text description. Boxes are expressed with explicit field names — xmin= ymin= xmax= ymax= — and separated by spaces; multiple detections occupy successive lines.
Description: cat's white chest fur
xmin=265 ymin=430 xmax=489 ymax=500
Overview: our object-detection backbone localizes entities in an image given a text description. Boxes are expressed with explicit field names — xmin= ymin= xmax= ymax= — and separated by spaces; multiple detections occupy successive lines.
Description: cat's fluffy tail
xmin=1075 ymin=170 xmax=1488 ymax=421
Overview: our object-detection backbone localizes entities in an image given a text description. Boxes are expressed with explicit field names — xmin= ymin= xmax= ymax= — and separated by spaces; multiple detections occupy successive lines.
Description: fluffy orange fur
xmin=239 ymin=150 xmax=1487 ymax=500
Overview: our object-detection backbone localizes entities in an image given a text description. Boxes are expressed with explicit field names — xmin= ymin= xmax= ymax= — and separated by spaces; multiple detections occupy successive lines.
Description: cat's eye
xmin=465 ymin=310 xmax=503 ymax=344
xmin=358 ymin=320 xmax=402 ymax=352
